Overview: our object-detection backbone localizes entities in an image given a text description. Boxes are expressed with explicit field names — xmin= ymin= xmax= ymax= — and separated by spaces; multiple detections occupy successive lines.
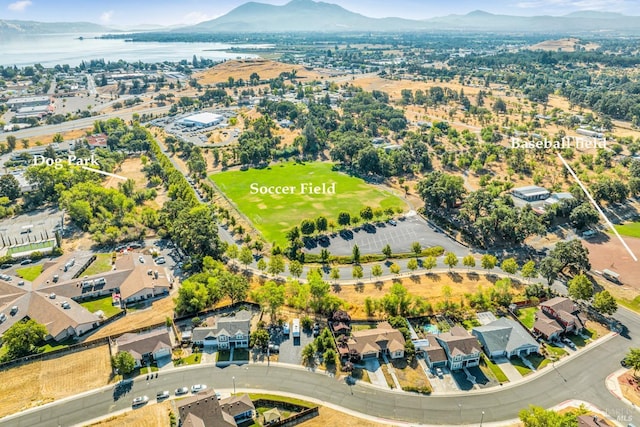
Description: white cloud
xmin=7 ymin=1 xmax=32 ymax=12
xmin=181 ymin=11 xmax=217 ymax=25
xmin=100 ymin=10 xmax=114 ymax=24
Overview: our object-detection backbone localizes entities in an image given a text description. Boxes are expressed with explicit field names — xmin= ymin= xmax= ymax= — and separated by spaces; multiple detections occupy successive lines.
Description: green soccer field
xmin=614 ymin=222 xmax=640 ymax=238
xmin=211 ymin=162 xmax=406 ymax=246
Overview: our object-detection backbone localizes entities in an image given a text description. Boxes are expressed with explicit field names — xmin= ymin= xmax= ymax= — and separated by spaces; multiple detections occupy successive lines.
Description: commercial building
xmin=179 ymin=112 xmax=224 ymax=128
xmin=6 ymin=95 xmax=51 ymax=111
xmin=511 ymin=185 xmax=551 ymax=202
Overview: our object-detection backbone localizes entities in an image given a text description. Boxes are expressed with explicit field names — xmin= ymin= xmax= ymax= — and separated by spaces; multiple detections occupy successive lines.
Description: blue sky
xmin=1 ymin=0 xmax=638 ymax=26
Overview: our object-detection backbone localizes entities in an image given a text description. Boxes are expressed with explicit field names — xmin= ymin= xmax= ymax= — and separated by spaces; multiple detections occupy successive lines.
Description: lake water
xmin=1 ymin=34 xmax=265 ymax=67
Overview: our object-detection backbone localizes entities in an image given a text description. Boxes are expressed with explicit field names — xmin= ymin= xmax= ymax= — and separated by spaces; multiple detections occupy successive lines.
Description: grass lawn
xmin=233 ymin=348 xmax=250 ymax=361
xmin=182 ymin=353 xmax=202 ymax=365
xmin=217 ymin=350 xmax=231 ymax=362
xmin=79 ymin=296 xmax=123 ymax=318
xmin=39 ymin=338 xmax=76 ymax=353
xmin=140 ymin=366 xmax=159 ymax=374
xmin=613 ymin=222 xmax=640 ymax=238
xmin=211 ymin=162 xmax=405 ymax=246
xmin=544 ymin=343 xmax=568 ymax=358
xmin=248 ymin=393 xmax=313 ymax=408
xmin=7 ymin=240 xmax=55 ymax=255
xmin=480 ymin=354 xmax=509 ymax=383
xmin=517 ymin=307 xmax=537 ymax=329
xmin=391 ymin=359 xmax=432 ymax=394
xmin=83 ymin=253 xmax=114 ymax=277
xmin=379 ymin=361 xmax=396 ymax=389
xmin=510 ymin=357 xmax=532 ymax=376
xmin=527 ymin=354 xmax=550 ymax=370
xmin=351 ymin=324 xmax=376 ymax=332
xmin=16 ymin=265 xmax=43 ymax=281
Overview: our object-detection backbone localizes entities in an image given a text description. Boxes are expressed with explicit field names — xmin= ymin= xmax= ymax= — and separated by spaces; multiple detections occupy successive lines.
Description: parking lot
xmin=155 ymin=109 xmax=239 ymax=147
xmin=0 ymin=208 xmax=63 ymax=249
xmin=304 ymin=213 xmax=467 ymax=256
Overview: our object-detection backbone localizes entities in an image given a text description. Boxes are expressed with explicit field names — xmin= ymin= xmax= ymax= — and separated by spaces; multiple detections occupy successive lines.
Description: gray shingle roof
xmin=472 ymin=317 xmax=539 ymax=355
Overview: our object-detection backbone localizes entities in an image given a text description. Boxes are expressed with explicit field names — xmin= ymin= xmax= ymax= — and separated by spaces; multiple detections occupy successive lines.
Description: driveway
xmin=276 ymin=331 xmax=314 ymax=365
xmin=494 ymin=357 xmax=523 ymax=382
xmin=305 ymin=213 xmax=467 ymax=256
xmin=201 ymin=346 xmax=217 ymax=364
xmin=362 ymin=358 xmax=390 ymax=389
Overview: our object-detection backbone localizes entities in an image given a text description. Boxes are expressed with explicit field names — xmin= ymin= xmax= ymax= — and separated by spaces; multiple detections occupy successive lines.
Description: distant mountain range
xmin=3 ymin=0 xmax=640 ymax=35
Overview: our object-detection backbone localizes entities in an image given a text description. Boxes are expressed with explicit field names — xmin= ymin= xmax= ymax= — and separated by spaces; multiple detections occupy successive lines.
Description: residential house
xmin=346 ymin=321 xmax=405 ymax=360
xmin=219 ymin=394 xmax=255 ymax=424
xmin=539 ymin=297 xmax=586 ymax=334
xmin=116 ymin=328 xmax=173 ymax=367
xmin=415 ymin=334 xmax=448 ymax=369
xmin=577 ymin=415 xmax=612 ymax=426
xmin=532 ymin=315 xmax=564 ymax=341
xmin=435 ymin=326 xmax=481 ymax=370
xmin=86 ymin=133 xmax=108 ymax=149
xmin=329 ymin=310 xmax=351 ymax=336
xmin=192 ymin=310 xmax=251 ymax=349
xmin=472 ymin=317 xmax=540 ymax=360
xmin=178 ymin=390 xmax=236 ymax=427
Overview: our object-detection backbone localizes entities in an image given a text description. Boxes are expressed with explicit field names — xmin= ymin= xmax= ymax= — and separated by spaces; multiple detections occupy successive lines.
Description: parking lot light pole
xmin=480 ymin=411 xmax=485 ymax=426
xmin=232 ymin=376 xmax=236 ymax=395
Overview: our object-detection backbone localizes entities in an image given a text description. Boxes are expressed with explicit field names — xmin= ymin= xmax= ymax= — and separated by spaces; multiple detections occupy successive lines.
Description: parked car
xmin=313 ymin=323 xmax=320 ymax=337
xmin=387 ymin=219 xmax=397 ymax=226
xmin=191 ymin=384 xmax=207 ymax=393
xmin=155 ymin=257 xmax=166 ymax=265
xmin=621 ymin=359 xmax=629 ymax=368
xmin=20 ymin=259 xmax=32 ymax=265
xmin=268 ymin=343 xmax=279 ymax=354
xmin=175 ymin=387 xmax=189 ymax=395
xmin=156 ymin=391 xmax=170 ymax=400
xmin=562 ymin=338 xmax=576 ymax=350
xmin=283 ymin=322 xmax=290 ymax=336
xmin=436 ymin=367 xmax=444 ymax=378
xmin=132 ymin=396 xmax=149 ymax=406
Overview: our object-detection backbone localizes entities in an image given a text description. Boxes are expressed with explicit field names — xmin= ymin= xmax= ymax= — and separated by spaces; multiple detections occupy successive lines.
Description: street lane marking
xmin=557 ymin=153 xmax=637 ymax=262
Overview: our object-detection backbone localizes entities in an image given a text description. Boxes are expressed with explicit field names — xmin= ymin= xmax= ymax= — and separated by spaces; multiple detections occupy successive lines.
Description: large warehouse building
xmin=179 ymin=112 xmax=223 ymax=128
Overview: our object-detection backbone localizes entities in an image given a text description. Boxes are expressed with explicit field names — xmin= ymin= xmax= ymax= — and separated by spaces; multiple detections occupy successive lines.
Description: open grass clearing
xmin=613 ymin=222 xmax=640 ymax=239
xmin=323 ymin=272 xmax=524 ymax=318
xmin=211 ymin=161 xmax=405 ymax=246
xmin=86 ymin=400 xmax=174 ymax=427
xmin=391 ymin=359 xmax=432 ymax=394
xmin=80 ymin=295 xmax=123 ymax=318
xmin=0 ymin=345 xmax=113 ymax=418
xmin=517 ymin=307 xmax=537 ymax=329
xmin=82 ymin=253 xmax=114 ymax=277
xmin=510 ymin=357 xmax=532 ymax=376
xmin=16 ymin=264 xmax=43 ymax=281
xmin=544 ymin=343 xmax=568 ymax=358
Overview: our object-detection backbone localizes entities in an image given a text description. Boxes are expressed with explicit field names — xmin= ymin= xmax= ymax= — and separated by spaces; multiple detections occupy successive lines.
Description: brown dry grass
xmin=86 ymin=400 xmax=174 ymax=427
xmin=584 ymin=236 xmax=640 ymax=291
xmin=619 ymin=372 xmax=640 ymax=407
xmin=302 ymin=407 xmax=396 ymax=427
xmin=104 ymin=157 xmax=148 ymax=189
xmin=391 ymin=359 xmax=432 ymax=392
xmin=17 ymin=128 xmax=89 ymax=148
xmin=526 ymin=38 xmax=600 ymax=52
xmin=0 ymin=345 xmax=113 ymax=417
xmin=195 ymin=59 xmax=321 ymax=85
xmin=328 ymin=272 xmax=523 ymax=318
xmin=87 ymin=296 xmax=176 ymax=341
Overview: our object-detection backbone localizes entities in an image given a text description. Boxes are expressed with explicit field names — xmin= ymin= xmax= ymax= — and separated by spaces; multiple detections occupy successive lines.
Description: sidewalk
xmin=606 ymin=367 xmax=640 ymax=418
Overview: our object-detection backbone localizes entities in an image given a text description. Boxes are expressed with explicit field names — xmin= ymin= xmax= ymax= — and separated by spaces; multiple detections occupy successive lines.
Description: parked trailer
xmin=602 ymin=269 xmax=621 ymax=284
xmin=292 ymin=318 xmax=300 ymax=337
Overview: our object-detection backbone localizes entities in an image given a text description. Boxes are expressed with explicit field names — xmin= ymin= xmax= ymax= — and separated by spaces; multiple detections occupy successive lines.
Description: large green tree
xmin=416 ymin=171 xmax=466 ymax=210
xmin=1 ymin=319 xmax=47 ymax=360
xmin=567 ymin=273 xmax=593 ymax=301
xmin=518 ymin=405 xmax=577 ymax=427
xmin=112 ymin=351 xmax=136 ymax=375
xmin=592 ymin=290 xmax=617 ymax=315
xmin=0 ymin=174 xmax=20 ymax=201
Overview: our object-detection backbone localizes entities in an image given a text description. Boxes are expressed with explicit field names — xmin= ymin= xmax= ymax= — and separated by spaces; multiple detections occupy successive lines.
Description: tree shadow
xmin=425 ymin=272 xmax=440 ymax=281
xmin=354 ymin=282 xmax=365 ymax=293
xmin=485 ymin=274 xmax=499 ymax=283
xmin=448 ymin=272 xmax=463 ymax=283
xmin=409 ymin=274 xmax=420 ymax=283
xmin=374 ymin=281 xmax=384 ymax=290
xmin=466 ymin=272 xmax=480 ymax=281
xmin=332 ymin=283 xmax=342 ymax=293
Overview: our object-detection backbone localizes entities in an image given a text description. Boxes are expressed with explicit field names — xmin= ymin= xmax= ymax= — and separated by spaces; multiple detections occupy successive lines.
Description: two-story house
xmin=533 ymin=297 xmax=586 ymax=340
xmin=435 ymin=326 xmax=481 ymax=370
xmin=192 ymin=309 xmax=252 ymax=349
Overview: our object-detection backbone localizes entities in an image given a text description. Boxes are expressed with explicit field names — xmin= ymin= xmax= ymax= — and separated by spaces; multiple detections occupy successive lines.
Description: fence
xmin=253 ymin=399 xmax=319 ymax=427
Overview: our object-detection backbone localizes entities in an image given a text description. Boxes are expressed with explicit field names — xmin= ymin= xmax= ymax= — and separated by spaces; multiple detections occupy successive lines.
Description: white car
xmin=132 ymin=395 xmax=149 ymax=406
xmin=191 ymin=384 xmax=207 ymax=393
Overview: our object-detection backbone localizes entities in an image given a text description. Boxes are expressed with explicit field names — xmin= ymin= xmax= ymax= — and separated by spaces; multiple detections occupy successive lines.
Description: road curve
xmin=1 ymin=307 xmax=639 ymax=427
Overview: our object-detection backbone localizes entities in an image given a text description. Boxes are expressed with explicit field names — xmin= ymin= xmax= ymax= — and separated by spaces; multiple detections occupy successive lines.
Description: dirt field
xmin=103 ymin=157 xmax=148 ymax=190
xmin=87 ymin=400 xmax=174 ymax=427
xmin=327 ymin=272 xmax=523 ymax=318
xmin=526 ymin=38 xmax=600 ymax=52
xmin=87 ymin=296 xmax=176 ymax=341
xmin=17 ymin=128 xmax=89 ymax=148
xmin=583 ymin=235 xmax=640 ymax=291
xmin=303 ymin=407 xmax=395 ymax=427
xmin=0 ymin=345 xmax=113 ymax=418
xmin=195 ymin=59 xmax=321 ymax=85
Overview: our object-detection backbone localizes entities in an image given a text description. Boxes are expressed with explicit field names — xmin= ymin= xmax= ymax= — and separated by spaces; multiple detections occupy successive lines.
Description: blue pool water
xmin=423 ymin=324 xmax=440 ymax=334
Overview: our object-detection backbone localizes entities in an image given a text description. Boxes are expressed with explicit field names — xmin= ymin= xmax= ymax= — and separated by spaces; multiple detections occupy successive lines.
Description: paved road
xmin=3 ymin=307 xmax=638 ymax=427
